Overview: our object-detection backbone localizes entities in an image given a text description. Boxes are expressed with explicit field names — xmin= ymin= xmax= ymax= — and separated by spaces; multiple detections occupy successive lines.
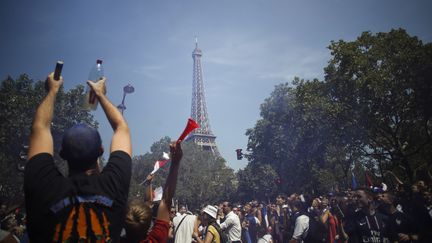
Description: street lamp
xmin=17 ymin=144 xmax=28 ymax=172
xmin=117 ymin=84 xmax=135 ymax=115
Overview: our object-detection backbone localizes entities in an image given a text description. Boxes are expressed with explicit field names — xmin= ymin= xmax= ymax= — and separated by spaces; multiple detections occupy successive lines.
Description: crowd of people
xmin=0 ymin=71 xmax=431 ymax=243
xmin=163 ymin=179 xmax=432 ymax=243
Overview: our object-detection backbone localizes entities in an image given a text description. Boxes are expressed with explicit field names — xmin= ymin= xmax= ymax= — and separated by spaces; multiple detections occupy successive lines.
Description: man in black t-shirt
xmin=377 ymin=192 xmax=419 ymax=242
xmin=24 ymin=72 xmax=132 ymax=242
xmin=345 ymin=188 xmax=389 ymax=243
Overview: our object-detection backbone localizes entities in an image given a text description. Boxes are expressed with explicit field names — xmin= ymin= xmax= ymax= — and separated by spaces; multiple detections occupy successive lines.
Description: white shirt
xmin=173 ymin=214 xmax=197 ymax=243
xmin=292 ymin=215 xmax=309 ymax=242
xmin=258 ymin=234 xmax=273 ymax=243
xmin=219 ymin=211 xmax=242 ymax=241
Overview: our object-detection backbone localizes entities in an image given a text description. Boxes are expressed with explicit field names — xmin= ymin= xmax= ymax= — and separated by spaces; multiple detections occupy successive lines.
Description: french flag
xmin=365 ymin=171 xmax=373 ymax=188
xmin=351 ymin=172 xmax=358 ymax=190
xmin=150 ymin=152 xmax=170 ymax=175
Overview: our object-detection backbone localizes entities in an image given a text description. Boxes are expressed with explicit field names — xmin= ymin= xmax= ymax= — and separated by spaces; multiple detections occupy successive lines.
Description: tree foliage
xmin=245 ymin=29 xmax=432 ymax=196
xmin=0 ymin=74 xmax=97 ymax=202
xmin=129 ymin=137 xmax=237 ymax=209
xmin=236 ymin=163 xmax=278 ymax=202
xmin=325 ymin=29 xmax=432 ymax=183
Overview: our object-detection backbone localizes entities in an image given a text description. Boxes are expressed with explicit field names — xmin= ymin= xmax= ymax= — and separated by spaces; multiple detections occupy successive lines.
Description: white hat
xmin=203 ymin=205 xmax=217 ymax=219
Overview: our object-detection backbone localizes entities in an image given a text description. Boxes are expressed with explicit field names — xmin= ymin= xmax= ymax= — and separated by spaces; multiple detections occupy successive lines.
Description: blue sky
xmin=1 ymin=0 xmax=431 ymax=170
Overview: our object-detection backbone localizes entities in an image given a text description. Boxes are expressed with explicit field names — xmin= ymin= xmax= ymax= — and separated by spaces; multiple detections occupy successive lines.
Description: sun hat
xmin=203 ymin=205 xmax=217 ymax=219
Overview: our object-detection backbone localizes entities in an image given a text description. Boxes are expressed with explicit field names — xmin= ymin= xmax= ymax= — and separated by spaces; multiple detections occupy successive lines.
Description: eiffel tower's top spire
xmin=192 ymin=36 xmax=202 ymax=56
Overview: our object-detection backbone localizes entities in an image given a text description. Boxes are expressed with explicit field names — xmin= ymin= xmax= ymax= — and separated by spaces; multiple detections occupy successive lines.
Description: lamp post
xmin=17 ymin=144 xmax=28 ymax=172
xmin=117 ymin=84 xmax=135 ymax=115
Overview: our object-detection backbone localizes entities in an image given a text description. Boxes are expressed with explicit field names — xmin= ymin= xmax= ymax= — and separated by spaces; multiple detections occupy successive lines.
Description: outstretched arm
xmin=87 ymin=78 xmax=131 ymax=157
xmin=28 ymin=73 xmax=63 ymax=160
xmin=156 ymin=142 xmax=182 ymax=222
xmin=143 ymin=173 xmax=154 ymax=206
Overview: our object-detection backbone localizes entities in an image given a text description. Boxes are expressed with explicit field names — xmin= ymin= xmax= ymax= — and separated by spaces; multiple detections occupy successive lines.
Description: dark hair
xmin=60 ymin=124 xmax=102 ymax=170
xmin=356 ymin=187 xmax=375 ymax=198
xmin=290 ymin=199 xmax=303 ymax=211
xmin=383 ymin=191 xmax=397 ymax=205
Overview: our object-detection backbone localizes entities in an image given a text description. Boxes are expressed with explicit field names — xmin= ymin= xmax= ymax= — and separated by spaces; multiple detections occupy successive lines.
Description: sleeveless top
xmin=207 ymin=225 xmax=221 ymax=243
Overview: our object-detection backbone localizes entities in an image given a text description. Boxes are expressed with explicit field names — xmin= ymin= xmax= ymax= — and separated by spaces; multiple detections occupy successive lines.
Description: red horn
xmin=177 ymin=118 xmax=200 ymax=143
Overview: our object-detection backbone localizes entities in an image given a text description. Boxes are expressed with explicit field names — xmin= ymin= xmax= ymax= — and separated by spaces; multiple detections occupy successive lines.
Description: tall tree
xmin=0 ymin=74 xmax=97 ymax=202
xmin=324 ymin=29 xmax=432 ymax=183
xmin=246 ymin=78 xmax=334 ymax=195
xmin=244 ymin=29 xmax=432 ymax=197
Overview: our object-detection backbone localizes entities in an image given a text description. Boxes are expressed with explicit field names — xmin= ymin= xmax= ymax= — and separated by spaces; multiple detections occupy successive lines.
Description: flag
xmin=365 ymin=171 xmax=373 ymax=188
xmin=152 ymin=186 xmax=163 ymax=202
xmin=150 ymin=152 xmax=170 ymax=175
xmin=351 ymin=172 xmax=358 ymax=190
xmin=262 ymin=206 xmax=269 ymax=228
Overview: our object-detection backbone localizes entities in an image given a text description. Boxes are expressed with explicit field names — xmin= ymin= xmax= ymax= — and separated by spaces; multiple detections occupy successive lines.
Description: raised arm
xmin=156 ymin=142 xmax=182 ymax=222
xmin=28 ymin=73 xmax=63 ymax=160
xmin=87 ymin=78 xmax=131 ymax=157
xmin=143 ymin=173 xmax=154 ymax=206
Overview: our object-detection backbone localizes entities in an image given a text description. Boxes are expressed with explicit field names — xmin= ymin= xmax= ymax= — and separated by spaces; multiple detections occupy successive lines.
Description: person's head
xmin=222 ymin=201 xmax=232 ymax=214
xmin=232 ymin=206 xmax=240 ymax=216
xmin=288 ymin=193 xmax=300 ymax=203
xmin=411 ymin=184 xmax=419 ymax=193
xmin=376 ymin=191 xmax=397 ymax=214
xmin=354 ymin=188 xmax=375 ymax=210
xmin=60 ymin=124 xmax=103 ymax=173
xmin=289 ymin=199 xmax=303 ymax=213
xmin=257 ymin=225 xmax=267 ymax=238
xmin=311 ymin=198 xmax=321 ymax=209
xmin=416 ymin=180 xmax=427 ymax=192
xmin=124 ymin=201 xmax=152 ymax=242
xmin=276 ymin=194 xmax=286 ymax=205
xmin=423 ymin=191 xmax=432 ymax=205
xmin=319 ymin=198 xmax=329 ymax=211
xmin=201 ymin=205 xmax=217 ymax=225
xmin=378 ymin=192 xmax=395 ymax=205
xmin=179 ymin=205 xmax=187 ymax=215
xmin=170 ymin=207 xmax=176 ymax=220
xmin=243 ymin=202 xmax=252 ymax=213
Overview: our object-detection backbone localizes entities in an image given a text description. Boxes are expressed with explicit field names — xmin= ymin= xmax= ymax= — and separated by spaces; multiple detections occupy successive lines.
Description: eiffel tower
xmin=187 ymin=39 xmax=219 ymax=155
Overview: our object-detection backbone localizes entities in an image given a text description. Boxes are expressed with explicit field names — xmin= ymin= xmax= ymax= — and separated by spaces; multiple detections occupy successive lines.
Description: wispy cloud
xmin=202 ymin=34 xmax=329 ymax=84
xmin=132 ymin=64 xmax=166 ymax=81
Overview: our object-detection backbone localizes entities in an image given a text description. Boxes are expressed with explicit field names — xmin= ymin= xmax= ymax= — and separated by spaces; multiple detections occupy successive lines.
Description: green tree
xmin=236 ymin=163 xmax=278 ymax=202
xmin=0 ymin=74 xmax=97 ymax=202
xmin=324 ymin=29 xmax=432 ymax=183
xmin=244 ymin=29 xmax=432 ymax=198
xmin=129 ymin=137 xmax=237 ymax=210
xmin=246 ymin=79 xmax=334 ymax=195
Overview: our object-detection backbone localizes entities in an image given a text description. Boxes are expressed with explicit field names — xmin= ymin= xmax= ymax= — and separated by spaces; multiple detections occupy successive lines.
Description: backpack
xmin=302 ymin=212 xmax=327 ymax=243
xmin=210 ymin=223 xmax=230 ymax=243
xmin=50 ymin=195 xmax=113 ymax=242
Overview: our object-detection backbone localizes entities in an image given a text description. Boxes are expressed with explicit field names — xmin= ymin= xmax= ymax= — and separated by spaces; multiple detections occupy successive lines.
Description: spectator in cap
xmin=24 ymin=73 xmax=132 ymax=242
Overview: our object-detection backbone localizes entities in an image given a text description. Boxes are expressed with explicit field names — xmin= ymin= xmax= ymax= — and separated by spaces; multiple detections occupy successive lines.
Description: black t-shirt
xmin=24 ymin=151 xmax=131 ymax=243
xmin=345 ymin=210 xmax=389 ymax=243
xmin=387 ymin=211 xmax=417 ymax=242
